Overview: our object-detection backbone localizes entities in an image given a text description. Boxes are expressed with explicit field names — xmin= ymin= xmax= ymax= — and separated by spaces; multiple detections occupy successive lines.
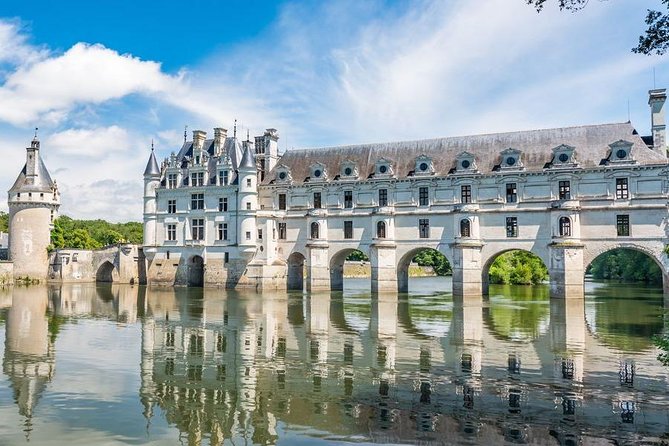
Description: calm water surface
xmin=0 ymin=278 xmax=668 ymax=445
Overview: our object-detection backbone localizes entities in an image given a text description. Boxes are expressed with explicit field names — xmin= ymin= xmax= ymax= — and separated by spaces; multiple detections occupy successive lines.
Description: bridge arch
xmin=584 ymin=243 xmax=667 ymax=289
xmin=396 ymin=245 xmax=451 ymax=293
xmin=187 ymin=255 xmax=204 ymax=287
xmin=481 ymin=248 xmax=550 ymax=294
xmin=329 ymin=247 xmax=371 ymax=291
xmin=96 ymin=261 xmax=118 ymax=283
xmin=287 ymin=251 xmax=306 ymax=291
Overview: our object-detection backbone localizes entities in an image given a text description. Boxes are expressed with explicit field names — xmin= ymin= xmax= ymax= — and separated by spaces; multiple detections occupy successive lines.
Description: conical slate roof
xmin=9 ymin=153 xmax=55 ymax=193
xmin=143 ymin=149 xmax=160 ymax=176
xmin=239 ymin=145 xmax=256 ymax=170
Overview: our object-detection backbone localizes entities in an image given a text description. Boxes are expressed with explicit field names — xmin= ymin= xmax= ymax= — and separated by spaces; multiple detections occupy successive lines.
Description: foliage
xmin=0 ymin=212 xmax=8 ymax=233
xmin=50 ymin=215 xmax=143 ymax=250
xmin=589 ymin=249 xmax=662 ymax=283
xmin=655 ymin=335 xmax=669 ymax=366
xmin=412 ymin=250 xmax=452 ymax=276
xmin=346 ymin=250 xmax=369 ymax=262
xmin=489 ymin=250 xmax=548 ymax=285
xmin=527 ymin=0 xmax=669 ymax=55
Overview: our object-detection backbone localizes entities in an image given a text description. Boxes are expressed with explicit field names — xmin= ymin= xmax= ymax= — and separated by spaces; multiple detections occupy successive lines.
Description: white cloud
xmin=46 ymin=125 xmax=131 ymax=157
xmin=0 ymin=19 xmax=45 ymax=66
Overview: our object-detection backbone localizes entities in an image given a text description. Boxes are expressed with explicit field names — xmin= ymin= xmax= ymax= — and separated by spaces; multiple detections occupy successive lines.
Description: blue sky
xmin=0 ymin=0 xmax=668 ymax=221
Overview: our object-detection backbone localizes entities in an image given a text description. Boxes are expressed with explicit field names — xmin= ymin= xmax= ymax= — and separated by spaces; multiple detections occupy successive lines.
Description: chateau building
xmin=143 ymin=90 xmax=669 ymax=297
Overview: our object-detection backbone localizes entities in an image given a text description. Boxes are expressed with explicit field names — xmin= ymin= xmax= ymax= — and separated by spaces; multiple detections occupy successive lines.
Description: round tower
xmin=8 ymin=135 xmax=60 ymax=281
xmin=237 ymin=145 xmax=258 ymax=254
xmin=143 ymin=147 xmax=161 ymax=247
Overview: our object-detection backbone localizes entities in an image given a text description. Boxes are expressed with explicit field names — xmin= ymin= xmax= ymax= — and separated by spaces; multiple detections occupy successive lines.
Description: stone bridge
xmin=48 ymin=244 xmax=145 ymax=284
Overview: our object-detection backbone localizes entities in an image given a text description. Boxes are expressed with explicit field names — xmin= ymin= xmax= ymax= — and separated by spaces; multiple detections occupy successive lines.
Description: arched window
xmin=460 ymin=219 xmax=471 ymax=238
xmin=559 ymin=217 xmax=571 ymax=237
xmin=310 ymin=222 xmax=320 ymax=239
xmin=376 ymin=221 xmax=386 ymax=239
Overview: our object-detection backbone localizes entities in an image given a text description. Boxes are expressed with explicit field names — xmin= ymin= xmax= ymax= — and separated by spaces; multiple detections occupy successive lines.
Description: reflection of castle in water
xmin=137 ymin=289 xmax=669 ymax=446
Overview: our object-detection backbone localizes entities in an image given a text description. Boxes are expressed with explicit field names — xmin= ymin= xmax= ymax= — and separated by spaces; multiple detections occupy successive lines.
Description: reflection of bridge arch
xmin=396 ymin=246 xmax=451 ymax=293
xmin=95 ymin=261 xmax=118 ymax=283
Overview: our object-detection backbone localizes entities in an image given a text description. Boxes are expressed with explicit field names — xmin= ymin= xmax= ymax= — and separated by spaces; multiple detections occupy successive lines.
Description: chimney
xmin=213 ymin=127 xmax=227 ymax=155
xmin=649 ymin=88 xmax=667 ymax=156
xmin=192 ymin=130 xmax=206 ymax=151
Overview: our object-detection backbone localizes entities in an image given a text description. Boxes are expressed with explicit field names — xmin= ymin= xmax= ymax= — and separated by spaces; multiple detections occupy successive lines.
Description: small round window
xmin=379 ymin=165 xmax=388 ymax=174
xmin=278 ymin=172 xmax=287 ymax=180
xmin=616 ymin=149 xmax=627 ymax=159
xmin=506 ymin=156 xmax=516 ymax=166
xmin=314 ymin=169 xmax=321 ymax=178
xmin=461 ymin=160 xmax=471 ymax=169
xmin=419 ymin=162 xmax=429 ymax=171
xmin=344 ymin=167 xmax=352 ymax=176
xmin=558 ymin=153 xmax=569 ymax=163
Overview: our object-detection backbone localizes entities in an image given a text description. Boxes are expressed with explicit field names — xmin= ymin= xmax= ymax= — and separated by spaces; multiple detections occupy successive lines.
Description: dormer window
xmin=340 ymin=160 xmax=358 ymax=179
xmin=414 ymin=155 xmax=434 ymax=176
xmin=375 ymin=158 xmax=394 ymax=177
xmin=454 ymin=151 xmax=477 ymax=174
xmin=500 ymin=148 xmax=524 ymax=170
xmin=275 ymin=164 xmax=292 ymax=183
xmin=310 ymin=163 xmax=327 ymax=181
xmin=550 ymin=144 xmax=577 ymax=168
xmin=608 ymin=140 xmax=634 ymax=164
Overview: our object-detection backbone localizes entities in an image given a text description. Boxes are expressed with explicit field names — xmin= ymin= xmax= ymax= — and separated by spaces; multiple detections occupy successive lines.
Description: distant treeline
xmin=588 ymin=249 xmax=662 ymax=284
xmin=50 ymin=216 xmax=143 ymax=250
xmin=0 ymin=212 xmax=8 ymax=233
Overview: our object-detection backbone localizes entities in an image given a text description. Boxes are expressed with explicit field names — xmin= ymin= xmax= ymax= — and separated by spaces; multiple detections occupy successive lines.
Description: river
xmin=0 ymin=277 xmax=667 ymax=445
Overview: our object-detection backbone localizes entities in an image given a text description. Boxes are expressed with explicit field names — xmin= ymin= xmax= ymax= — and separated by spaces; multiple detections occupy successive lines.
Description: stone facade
xmin=144 ymin=90 xmax=669 ymax=297
xmin=47 ymin=244 xmax=143 ymax=284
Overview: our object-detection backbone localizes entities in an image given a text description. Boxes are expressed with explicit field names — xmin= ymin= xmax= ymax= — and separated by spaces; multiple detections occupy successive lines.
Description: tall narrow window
xmin=191 ymin=193 xmax=204 ymax=210
xmin=246 ymin=202 xmax=252 ymax=210
xmin=258 ymin=229 xmax=263 ymax=240
xmin=191 ymin=218 xmax=205 ymax=241
xmin=168 ymin=199 xmax=177 ymax=214
xmin=168 ymin=173 xmax=178 ymax=189
xmin=506 ymin=217 xmax=518 ymax=238
xmin=506 ymin=183 xmax=517 ymax=203
xmin=246 ymin=178 xmax=252 ymax=187
xmin=460 ymin=185 xmax=471 ymax=204
xmin=419 ymin=187 xmax=429 ymax=206
xmin=460 ymin=219 xmax=471 ymax=237
xmin=224 ymin=252 xmax=229 ymax=263
xmin=616 ymin=178 xmax=629 ymax=199
xmin=313 ymin=192 xmax=322 ymax=209
xmin=344 ymin=221 xmax=353 ymax=239
xmin=378 ymin=189 xmax=388 ymax=206
xmin=218 ymin=223 xmax=228 ymax=241
xmin=344 ymin=191 xmax=353 ymax=208
xmin=167 ymin=224 xmax=176 ymax=241
xmin=278 ymin=223 xmax=287 ymax=240
xmin=278 ymin=193 xmax=286 ymax=210
xmin=617 ymin=214 xmax=630 ymax=236
xmin=419 ymin=219 xmax=430 ymax=239
xmin=559 ymin=217 xmax=571 ymax=237
xmin=376 ymin=221 xmax=386 ymax=238
xmin=191 ymin=172 xmax=204 ymax=187
xmin=559 ymin=180 xmax=571 ymax=200
xmin=310 ymin=222 xmax=320 ymax=239
xmin=222 ymin=171 xmax=229 ymax=185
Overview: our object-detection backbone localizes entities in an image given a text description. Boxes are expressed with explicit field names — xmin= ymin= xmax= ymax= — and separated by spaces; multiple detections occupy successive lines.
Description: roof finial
xmin=151 ymin=139 xmax=154 ymax=151
xmin=234 ymin=119 xmax=237 ymax=138
xmin=33 ymin=127 xmax=38 ymax=140
xmin=247 ymin=129 xmax=250 ymax=142
xmin=184 ymin=125 xmax=188 ymax=143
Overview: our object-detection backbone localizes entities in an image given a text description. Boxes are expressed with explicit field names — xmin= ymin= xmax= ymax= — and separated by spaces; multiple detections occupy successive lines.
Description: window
xmin=616 ymin=178 xmax=629 ymax=199
xmin=506 ymin=183 xmax=517 ymax=203
xmin=218 ymin=197 xmax=228 ymax=212
xmin=221 ymin=171 xmax=229 ymax=186
xmin=191 ymin=218 xmax=204 ymax=241
xmin=556 ymin=180 xmax=571 ymax=200
xmin=224 ymin=252 xmax=229 ymax=263
xmin=246 ymin=202 xmax=252 ymax=210
xmin=167 ymin=224 xmax=176 ymax=241
xmin=460 ymin=219 xmax=471 ymax=237
xmin=278 ymin=193 xmax=286 ymax=210
xmin=258 ymin=229 xmax=263 ymax=240
xmin=344 ymin=221 xmax=353 ymax=239
xmin=376 ymin=221 xmax=386 ymax=238
xmin=168 ymin=199 xmax=176 ymax=214
xmin=460 ymin=185 xmax=471 ymax=204
xmin=617 ymin=214 xmax=630 ymax=236
xmin=311 ymin=222 xmax=320 ymax=239
xmin=191 ymin=171 xmax=204 ymax=187
xmin=246 ymin=178 xmax=252 ymax=187
xmin=218 ymin=223 xmax=228 ymax=241
xmin=313 ymin=192 xmax=322 ymax=209
xmin=506 ymin=217 xmax=518 ymax=238
xmin=191 ymin=193 xmax=204 ymax=210
xmin=378 ymin=189 xmax=388 ymax=206
xmin=168 ymin=173 xmax=178 ymax=189
xmin=278 ymin=223 xmax=287 ymax=240
xmin=419 ymin=219 xmax=430 ymax=239
xmin=344 ymin=191 xmax=353 ymax=208
xmin=559 ymin=217 xmax=571 ymax=237
xmin=245 ymin=231 xmax=251 ymax=241
xmin=419 ymin=187 xmax=429 ymax=206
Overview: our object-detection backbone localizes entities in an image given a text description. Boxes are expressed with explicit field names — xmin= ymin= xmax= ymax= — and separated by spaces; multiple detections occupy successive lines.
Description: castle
xmin=141 ymin=90 xmax=669 ymax=297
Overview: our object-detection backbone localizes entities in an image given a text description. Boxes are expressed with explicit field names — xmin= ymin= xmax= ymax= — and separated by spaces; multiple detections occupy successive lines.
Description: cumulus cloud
xmin=46 ymin=125 xmax=131 ymax=157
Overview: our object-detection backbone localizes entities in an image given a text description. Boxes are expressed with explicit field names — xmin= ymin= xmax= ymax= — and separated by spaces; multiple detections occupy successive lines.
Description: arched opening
xmin=330 ymin=249 xmax=370 ymax=292
xmin=376 ymin=221 xmax=386 ymax=239
xmin=397 ymin=248 xmax=451 ymax=294
xmin=287 ymin=252 xmax=306 ymax=291
xmin=96 ymin=261 xmax=117 ymax=283
xmin=459 ymin=219 xmax=471 ymax=238
xmin=310 ymin=222 xmax=320 ymax=239
xmin=559 ymin=217 xmax=571 ymax=237
xmin=188 ymin=255 xmax=204 ymax=287
xmin=586 ymin=248 xmax=664 ymax=288
xmin=483 ymin=250 xmax=549 ymax=295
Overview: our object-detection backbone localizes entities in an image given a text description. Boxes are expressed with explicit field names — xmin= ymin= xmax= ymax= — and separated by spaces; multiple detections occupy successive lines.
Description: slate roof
xmin=175 ymin=137 xmax=244 ymax=170
xmin=143 ymin=149 xmax=160 ymax=176
xmin=9 ymin=153 xmax=56 ymax=193
xmin=263 ymin=122 xmax=667 ymax=185
xmin=239 ymin=146 xmax=256 ymax=170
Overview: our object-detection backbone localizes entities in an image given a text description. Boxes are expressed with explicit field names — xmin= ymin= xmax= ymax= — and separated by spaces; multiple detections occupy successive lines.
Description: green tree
xmin=488 ymin=250 xmax=548 ymax=285
xmin=50 ymin=215 xmax=143 ymax=249
xmin=0 ymin=212 xmax=8 ymax=233
xmin=527 ymin=0 xmax=669 ymax=55
xmin=413 ymin=249 xmax=452 ymax=276
xmin=589 ymin=249 xmax=662 ymax=283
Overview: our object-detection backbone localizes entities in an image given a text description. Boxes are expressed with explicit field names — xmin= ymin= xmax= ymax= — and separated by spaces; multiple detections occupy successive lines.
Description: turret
xmin=8 ymin=134 xmax=60 ymax=281
xmin=649 ymin=88 xmax=667 ymax=156
xmin=237 ymin=146 xmax=258 ymax=250
xmin=143 ymin=147 xmax=161 ymax=246
xmin=254 ymin=128 xmax=279 ymax=182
